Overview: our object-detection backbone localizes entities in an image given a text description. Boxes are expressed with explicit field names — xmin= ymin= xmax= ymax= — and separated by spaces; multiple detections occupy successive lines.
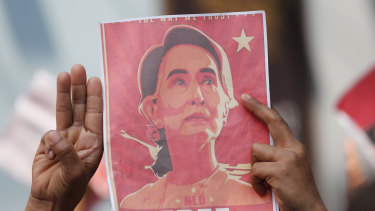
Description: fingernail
xmin=48 ymin=150 xmax=55 ymax=160
xmin=241 ymin=94 xmax=252 ymax=101
xmin=49 ymin=131 xmax=61 ymax=144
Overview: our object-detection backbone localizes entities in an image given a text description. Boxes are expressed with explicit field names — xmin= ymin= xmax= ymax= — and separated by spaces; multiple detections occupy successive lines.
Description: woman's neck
xmin=166 ymin=138 xmax=218 ymax=185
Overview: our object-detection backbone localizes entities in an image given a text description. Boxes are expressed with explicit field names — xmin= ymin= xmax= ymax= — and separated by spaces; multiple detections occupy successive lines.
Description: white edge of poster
xmin=261 ymin=10 xmax=279 ymax=211
xmin=98 ymin=21 xmax=117 ymax=211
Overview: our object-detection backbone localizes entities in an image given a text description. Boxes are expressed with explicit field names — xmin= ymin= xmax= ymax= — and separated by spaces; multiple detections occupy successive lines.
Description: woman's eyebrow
xmin=167 ymin=69 xmax=187 ymax=78
xmin=200 ymin=68 xmax=216 ymax=74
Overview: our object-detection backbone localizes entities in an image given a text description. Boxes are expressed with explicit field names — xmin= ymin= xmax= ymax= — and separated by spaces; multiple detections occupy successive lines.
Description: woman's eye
xmin=203 ymin=79 xmax=214 ymax=85
xmin=176 ymin=79 xmax=185 ymax=86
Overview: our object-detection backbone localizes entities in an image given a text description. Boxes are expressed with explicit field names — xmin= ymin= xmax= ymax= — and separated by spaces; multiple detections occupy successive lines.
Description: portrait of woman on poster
xmin=120 ymin=25 xmax=271 ymax=209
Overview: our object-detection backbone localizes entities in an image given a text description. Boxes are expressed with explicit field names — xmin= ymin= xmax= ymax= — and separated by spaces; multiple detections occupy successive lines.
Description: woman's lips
xmin=184 ymin=113 xmax=209 ymax=121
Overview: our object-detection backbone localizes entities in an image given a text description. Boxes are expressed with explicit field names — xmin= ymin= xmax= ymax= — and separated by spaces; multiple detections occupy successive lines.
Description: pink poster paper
xmin=100 ymin=11 xmax=275 ymax=211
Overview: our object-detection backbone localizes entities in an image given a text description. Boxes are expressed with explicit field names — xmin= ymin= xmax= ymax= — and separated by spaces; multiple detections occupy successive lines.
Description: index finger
xmin=56 ymin=72 xmax=72 ymax=131
xmin=241 ymin=94 xmax=298 ymax=147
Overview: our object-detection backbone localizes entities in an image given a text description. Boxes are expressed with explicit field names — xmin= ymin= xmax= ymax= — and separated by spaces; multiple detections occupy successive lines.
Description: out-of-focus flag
xmin=0 ymin=70 xmax=56 ymax=184
xmin=336 ymin=66 xmax=375 ymax=170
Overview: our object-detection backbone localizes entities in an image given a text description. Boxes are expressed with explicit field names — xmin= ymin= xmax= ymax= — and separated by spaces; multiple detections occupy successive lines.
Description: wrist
xmin=25 ymin=195 xmax=54 ymax=211
xmin=303 ymin=197 xmax=327 ymax=211
xmin=25 ymin=195 xmax=75 ymax=211
xmin=313 ymin=200 xmax=327 ymax=211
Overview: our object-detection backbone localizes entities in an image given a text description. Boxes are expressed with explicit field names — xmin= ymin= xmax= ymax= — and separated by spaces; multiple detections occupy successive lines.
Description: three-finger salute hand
xmin=26 ymin=64 xmax=103 ymax=211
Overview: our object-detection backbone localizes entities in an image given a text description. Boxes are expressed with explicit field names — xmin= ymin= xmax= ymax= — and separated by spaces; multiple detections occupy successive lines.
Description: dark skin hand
xmin=25 ymin=64 xmax=103 ymax=211
xmin=241 ymin=94 xmax=327 ymax=211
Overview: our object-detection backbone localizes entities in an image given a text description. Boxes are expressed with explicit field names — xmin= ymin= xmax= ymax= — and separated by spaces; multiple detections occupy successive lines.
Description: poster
xmin=100 ymin=11 xmax=276 ymax=211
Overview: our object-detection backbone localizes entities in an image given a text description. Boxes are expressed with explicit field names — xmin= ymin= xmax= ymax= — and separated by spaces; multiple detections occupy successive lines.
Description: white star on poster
xmin=232 ymin=28 xmax=254 ymax=53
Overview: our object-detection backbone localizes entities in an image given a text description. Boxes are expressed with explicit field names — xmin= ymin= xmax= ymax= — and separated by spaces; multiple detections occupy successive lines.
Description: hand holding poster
xmin=100 ymin=11 xmax=276 ymax=211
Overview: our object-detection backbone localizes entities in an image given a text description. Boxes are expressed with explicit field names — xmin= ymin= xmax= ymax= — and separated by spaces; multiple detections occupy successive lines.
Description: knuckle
xmin=55 ymin=141 xmax=69 ymax=155
xmin=251 ymin=163 xmax=259 ymax=173
xmin=295 ymin=144 xmax=307 ymax=158
xmin=267 ymin=110 xmax=283 ymax=124
xmin=56 ymin=105 xmax=72 ymax=113
xmin=253 ymin=105 xmax=263 ymax=116
xmin=251 ymin=142 xmax=260 ymax=152
xmin=284 ymin=150 xmax=299 ymax=164
xmin=53 ymin=139 xmax=73 ymax=157
xmin=72 ymin=97 xmax=86 ymax=105
xmin=41 ymin=130 xmax=55 ymax=144
xmin=42 ymin=130 xmax=53 ymax=139
xmin=277 ymin=162 xmax=289 ymax=176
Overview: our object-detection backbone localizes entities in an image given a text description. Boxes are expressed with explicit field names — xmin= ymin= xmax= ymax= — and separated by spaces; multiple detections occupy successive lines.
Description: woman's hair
xmin=150 ymin=128 xmax=172 ymax=177
xmin=138 ymin=25 xmax=238 ymax=177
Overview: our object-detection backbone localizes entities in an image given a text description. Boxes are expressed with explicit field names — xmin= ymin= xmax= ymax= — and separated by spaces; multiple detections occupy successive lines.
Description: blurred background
xmin=0 ymin=0 xmax=374 ymax=210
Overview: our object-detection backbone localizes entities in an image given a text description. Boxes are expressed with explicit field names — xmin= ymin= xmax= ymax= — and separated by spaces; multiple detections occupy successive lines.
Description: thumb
xmin=48 ymin=131 xmax=81 ymax=171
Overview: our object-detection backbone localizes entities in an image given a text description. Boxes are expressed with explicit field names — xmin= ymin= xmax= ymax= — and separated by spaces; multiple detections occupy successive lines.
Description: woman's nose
xmin=191 ymin=84 xmax=204 ymax=105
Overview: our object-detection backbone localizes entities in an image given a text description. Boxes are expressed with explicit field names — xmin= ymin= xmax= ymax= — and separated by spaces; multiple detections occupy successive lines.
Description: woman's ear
xmin=141 ymin=96 xmax=163 ymax=129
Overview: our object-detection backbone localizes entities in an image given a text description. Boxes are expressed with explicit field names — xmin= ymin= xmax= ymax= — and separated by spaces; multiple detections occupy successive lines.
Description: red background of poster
xmin=101 ymin=13 xmax=270 ymax=210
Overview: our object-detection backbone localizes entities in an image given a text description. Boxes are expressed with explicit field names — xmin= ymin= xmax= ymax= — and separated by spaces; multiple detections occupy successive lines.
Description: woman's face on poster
xmin=151 ymin=44 xmax=228 ymax=141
